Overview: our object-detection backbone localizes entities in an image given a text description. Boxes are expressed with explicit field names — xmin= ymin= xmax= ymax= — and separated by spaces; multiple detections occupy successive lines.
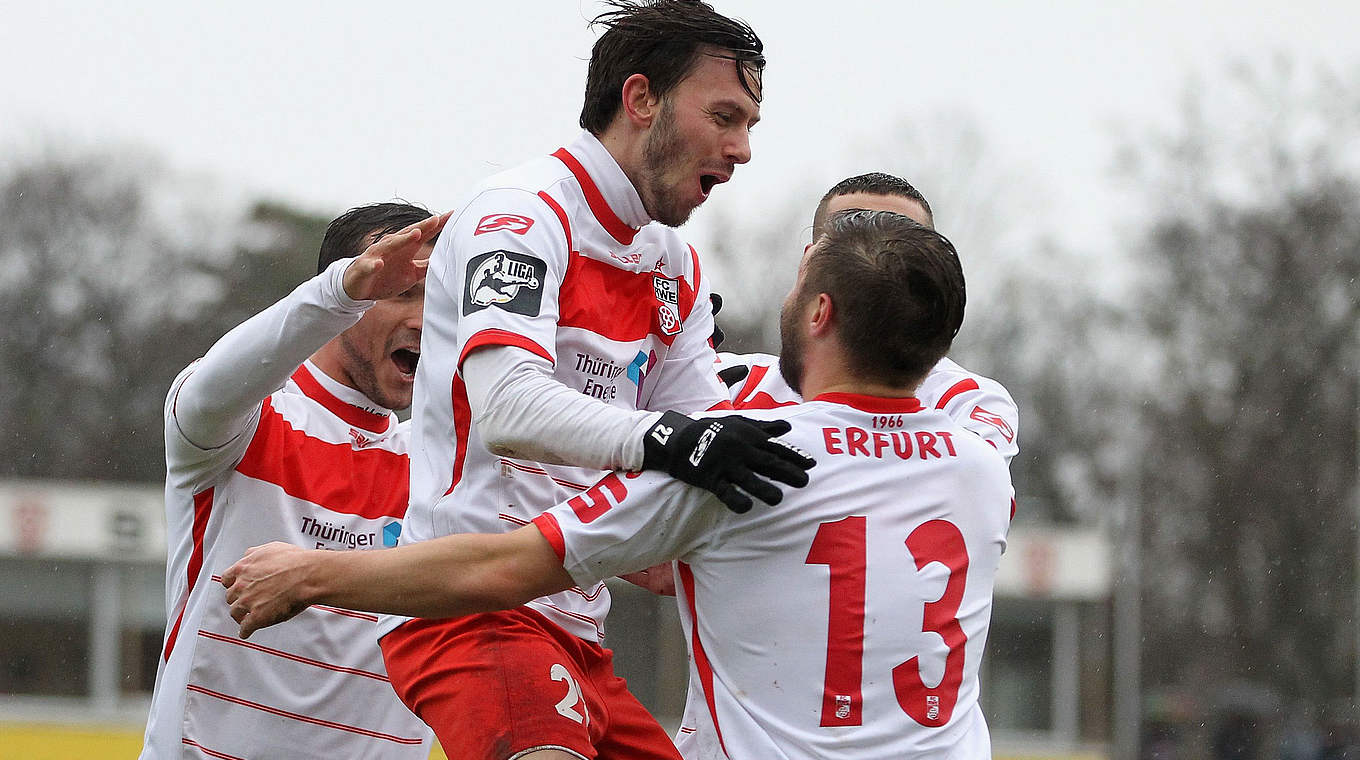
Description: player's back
xmin=674 ymin=393 xmax=1012 ymax=759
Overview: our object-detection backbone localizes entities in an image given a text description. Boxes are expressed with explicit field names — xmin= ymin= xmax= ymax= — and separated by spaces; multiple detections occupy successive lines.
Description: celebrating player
xmin=224 ymin=209 xmax=1013 ymax=759
xmin=141 ymin=204 xmax=446 ymax=758
xmin=718 ymin=171 xmax=1020 ymax=463
xmin=358 ymin=2 xmax=812 ymax=759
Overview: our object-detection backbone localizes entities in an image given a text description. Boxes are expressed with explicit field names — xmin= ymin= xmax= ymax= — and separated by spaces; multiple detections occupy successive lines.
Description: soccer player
xmin=141 ymin=204 xmax=447 ymax=759
xmin=363 ymin=2 xmax=810 ymax=758
xmin=719 ymin=172 xmax=1020 ymax=463
xmin=224 ymin=209 xmax=1013 ymax=759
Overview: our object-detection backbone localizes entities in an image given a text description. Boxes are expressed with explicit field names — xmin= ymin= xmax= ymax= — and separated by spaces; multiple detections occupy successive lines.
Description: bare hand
xmin=619 ymin=562 xmax=676 ymax=596
xmin=342 ymin=210 xmax=452 ymax=301
xmin=221 ymin=542 xmax=320 ymax=638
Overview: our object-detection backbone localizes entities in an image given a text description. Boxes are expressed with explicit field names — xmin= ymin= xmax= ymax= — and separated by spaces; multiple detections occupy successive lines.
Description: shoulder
xmin=920 ymin=356 xmax=1016 ymax=408
xmin=696 ymin=399 xmax=823 ymax=427
xmin=715 ymin=351 xmax=779 ymax=372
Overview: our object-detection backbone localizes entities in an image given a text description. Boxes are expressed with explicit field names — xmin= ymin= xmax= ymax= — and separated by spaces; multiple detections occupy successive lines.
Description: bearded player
xmin=225 ymin=209 xmax=1013 ymax=759
xmin=719 ymin=172 xmax=1019 ymax=464
xmin=353 ymin=2 xmax=811 ymax=759
xmin=143 ymin=204 xmax=446 ymax=758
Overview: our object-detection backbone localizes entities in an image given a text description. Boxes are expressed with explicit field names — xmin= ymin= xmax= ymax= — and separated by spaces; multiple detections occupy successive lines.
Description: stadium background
xmin=2 ymin=1 xmax=1358 ymax=758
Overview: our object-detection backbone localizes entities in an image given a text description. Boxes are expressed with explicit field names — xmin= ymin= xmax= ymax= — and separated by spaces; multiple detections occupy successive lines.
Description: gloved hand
xmin=641 ymin=411 xmax=815 ymax=513
xmin=717 ymin=364 xmax=750 ymax=388
xmin=710 ymin=293 xmax=727 ymax=349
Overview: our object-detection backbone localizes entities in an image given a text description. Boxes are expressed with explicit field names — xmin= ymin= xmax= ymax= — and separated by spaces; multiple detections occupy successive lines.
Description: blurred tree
xmin=1122 ymin=60 xmax=1360 ymax=717
xmin=0 ymin=149 xmax=329 ymax=483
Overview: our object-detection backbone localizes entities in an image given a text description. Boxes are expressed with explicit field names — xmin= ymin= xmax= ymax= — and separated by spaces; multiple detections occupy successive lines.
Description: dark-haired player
xmin=141 ymin=204 xmax=447 ymax=758
xmin=372 ymin=2 xmax=814 ymax=758
xmin=719 ymin=172 xmax=1019 ymax=464
xmin=226 ymin=209 xmax=1013 ymax=759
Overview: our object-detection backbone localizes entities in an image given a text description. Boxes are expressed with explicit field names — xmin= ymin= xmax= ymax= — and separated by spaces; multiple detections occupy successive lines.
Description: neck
xmin=802 ymin=376 xmax=917 ymax=401
xmin=309 ymin=341 xmax=356 ymax=393
xmin=797 ymin=344 xmax=917 ymax=400
xmin=596 ymin=125 xmax=645 ymax=198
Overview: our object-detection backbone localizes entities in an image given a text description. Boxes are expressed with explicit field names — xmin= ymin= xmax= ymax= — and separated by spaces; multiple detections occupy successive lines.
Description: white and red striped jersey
xmin=718 ymin=352 xmax=1019 ymax=464
xmin=143 ymin=261 xmax=431 ymax=759
xmin=394 ymin=130 xmax=729 ymax=643
xmin=533 ymin=393 xmax=1013 ymax=759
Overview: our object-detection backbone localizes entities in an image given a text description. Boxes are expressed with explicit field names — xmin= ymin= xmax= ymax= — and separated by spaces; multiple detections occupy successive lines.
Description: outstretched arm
xmin=172 ymin=212 xmax=448 ymax=449
xmin=221 ymin=524 xmax=572 ymax=639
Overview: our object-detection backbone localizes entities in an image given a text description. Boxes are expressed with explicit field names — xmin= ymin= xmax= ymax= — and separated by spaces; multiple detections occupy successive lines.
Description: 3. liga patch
xmin=463 ymin=250 xmax=547 ymax=316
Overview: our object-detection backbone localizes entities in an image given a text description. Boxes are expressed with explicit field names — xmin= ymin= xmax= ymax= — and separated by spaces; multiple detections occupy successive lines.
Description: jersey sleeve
xmin=642 ymin=245 xmax=731 ymax=414
xmin=716 ymin=352 xmax=803 ymax=410
xmin=934 ymin=377 xmax=1020 ymax=464
xmin=165 ymin=257 xmax=372 ymax=487
xmin=464 ymin=345 xmax=657 ymax=470
xmin=532 ymin=469 xmax=725 ymax=588
xmin=435 ymin=188 xmax=569 ymax=369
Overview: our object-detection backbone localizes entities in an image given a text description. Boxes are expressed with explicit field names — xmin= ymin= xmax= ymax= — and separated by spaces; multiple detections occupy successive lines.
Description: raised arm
xmin=170 ymin=213 xmax=446 ymax=449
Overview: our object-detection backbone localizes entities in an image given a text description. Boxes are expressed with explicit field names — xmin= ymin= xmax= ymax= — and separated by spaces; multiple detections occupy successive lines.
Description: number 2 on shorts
xmin=550 ymin=663 xmax=590 ymax=725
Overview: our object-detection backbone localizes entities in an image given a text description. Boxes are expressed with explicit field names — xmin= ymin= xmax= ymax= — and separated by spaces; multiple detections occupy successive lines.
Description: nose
xmin=725 ymin=127 xmax=752 ymax=165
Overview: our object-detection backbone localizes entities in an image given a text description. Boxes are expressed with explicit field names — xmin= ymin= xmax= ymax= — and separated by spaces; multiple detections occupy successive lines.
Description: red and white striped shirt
xmin=392 ymin=131 xmax=730 ymax=643
xmin=143 ymin=260 xmax=431 ymax=759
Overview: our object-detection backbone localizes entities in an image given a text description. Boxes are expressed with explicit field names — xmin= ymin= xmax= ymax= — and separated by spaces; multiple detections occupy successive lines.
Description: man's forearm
xmin=304 ymin=528 xmax=573 ymax=619
xmin=174 ymin=258 xmax=370 ymax=448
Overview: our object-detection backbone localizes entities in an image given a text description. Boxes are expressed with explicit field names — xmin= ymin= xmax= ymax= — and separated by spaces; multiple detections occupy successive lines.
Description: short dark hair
xmin=316 ymin=202 xmax=433 ymax=275
xmin=580 ymin=0 xmax=765 ymax=135
xmin=811 ymin=172 xmax=935 ymax=239
xmin=802 ymin=209 xmax=964 ymax=387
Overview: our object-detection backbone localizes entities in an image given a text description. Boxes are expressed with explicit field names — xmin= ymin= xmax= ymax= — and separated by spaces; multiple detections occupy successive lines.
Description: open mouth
xmin=392 ymin=348 xmax=419 ymax=377
xmin=699 ymin=174 xmax=722 ymax=196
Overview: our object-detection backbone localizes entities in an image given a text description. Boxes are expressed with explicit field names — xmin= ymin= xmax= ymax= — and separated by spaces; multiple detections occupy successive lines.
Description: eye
xmin=713 ymin=111 xmax=733 ymax=125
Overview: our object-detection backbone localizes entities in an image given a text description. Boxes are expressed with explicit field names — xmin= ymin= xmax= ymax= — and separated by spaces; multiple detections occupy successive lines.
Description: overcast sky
xmin=3 ymin=0 xmax=1356 ymax=257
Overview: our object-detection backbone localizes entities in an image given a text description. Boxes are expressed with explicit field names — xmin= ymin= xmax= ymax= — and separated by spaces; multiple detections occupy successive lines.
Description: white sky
xmin=2 ymin=0 xmax=1356 ymax=258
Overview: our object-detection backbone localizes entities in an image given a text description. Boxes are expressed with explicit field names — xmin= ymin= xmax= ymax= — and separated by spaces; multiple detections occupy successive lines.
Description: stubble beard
xmin=778 ymin=300 xmax=805 ymax=397
xmin=640 ymin=103 xmax=695 ymax=228
xmin=340 ymin=334 xmax=405 ymax=412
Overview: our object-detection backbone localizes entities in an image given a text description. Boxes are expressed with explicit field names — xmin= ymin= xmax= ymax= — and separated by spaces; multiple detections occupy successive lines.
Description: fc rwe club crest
xmin=653 ymin=274 xmax=682 ymax=336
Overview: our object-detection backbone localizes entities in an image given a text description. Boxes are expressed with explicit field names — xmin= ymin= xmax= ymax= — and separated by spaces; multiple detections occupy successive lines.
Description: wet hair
xmin=580 ymin=0 xmax=765 ymax=134
xmin=316 ymin=202 xmax=433 ymax=275
xmin=800 ymin=209 xmax=964 ymax=387
xmin=811 ymin=172 xmax=935 ymax=239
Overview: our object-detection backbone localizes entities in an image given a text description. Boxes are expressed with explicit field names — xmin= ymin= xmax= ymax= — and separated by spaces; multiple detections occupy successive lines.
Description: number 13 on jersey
xmin=805 ymin=516 xmax=970 ymax=729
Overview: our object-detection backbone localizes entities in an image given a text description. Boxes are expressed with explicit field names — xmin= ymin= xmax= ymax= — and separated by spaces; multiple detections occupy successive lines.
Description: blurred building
xmin=0 ymin=479 xmax=1111 ymax=758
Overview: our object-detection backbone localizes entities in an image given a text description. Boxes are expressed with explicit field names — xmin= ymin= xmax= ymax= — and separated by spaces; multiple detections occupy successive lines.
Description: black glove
xmin=717 ymin=364 xmax=750 ymax=388
xmin=641 ymin=411 xmax=815 ymax=514
xmin=710 ymin=292 xmax=726 ymax=349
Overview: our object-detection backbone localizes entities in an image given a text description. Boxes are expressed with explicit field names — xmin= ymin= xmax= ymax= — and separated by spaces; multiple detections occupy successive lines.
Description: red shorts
xmin=380 ymin=607 xmax=681 ymax=760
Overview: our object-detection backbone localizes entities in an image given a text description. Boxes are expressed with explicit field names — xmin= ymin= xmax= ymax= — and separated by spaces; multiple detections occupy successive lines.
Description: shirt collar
xmin=556 ymin=130 xmax=651 ymax=241
xmin=811 ymin=392 xmax=925 ymax=414
xmin=292 ymin=360 xmax=393 ymax=433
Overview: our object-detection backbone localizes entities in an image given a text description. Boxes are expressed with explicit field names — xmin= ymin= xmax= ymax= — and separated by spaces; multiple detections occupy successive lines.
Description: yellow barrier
xmin=0 ymin=723 xmax=143 ymax=760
